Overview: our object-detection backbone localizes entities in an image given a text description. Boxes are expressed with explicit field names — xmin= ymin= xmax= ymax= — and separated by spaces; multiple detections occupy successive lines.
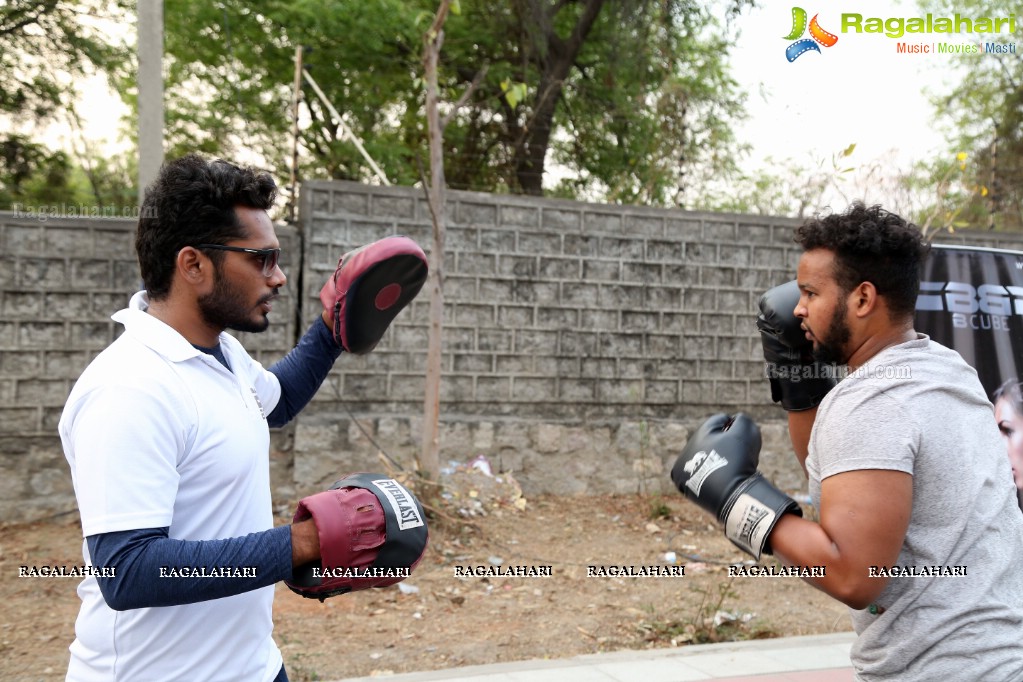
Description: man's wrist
xmin=291 ymin=519 xmax=320 ymax=566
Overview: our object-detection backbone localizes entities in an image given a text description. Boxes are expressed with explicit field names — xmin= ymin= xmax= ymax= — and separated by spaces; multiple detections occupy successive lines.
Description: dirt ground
xmin=0 ymin=493 xmax=851 ymax=682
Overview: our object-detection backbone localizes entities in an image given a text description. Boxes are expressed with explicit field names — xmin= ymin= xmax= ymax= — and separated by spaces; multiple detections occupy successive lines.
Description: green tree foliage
xmin=539 ymin=1 xmax=751 ymax=205
xmin=0 ymin=135 xmax=137 ymax=212
xmin=158 ymin=0 xmax=422 ymax=186
xmin=160 ymin=0 xmax=751 ymax=206
xmin=1 ymin=0 xmax=129 ymax=121
xmin=0 ymin=0 xmax=134 ymax=210
xmin=0 ymin=136 xmax=76 ymax=207
xmin=918 ymin=0 xmax=1022 ymax=231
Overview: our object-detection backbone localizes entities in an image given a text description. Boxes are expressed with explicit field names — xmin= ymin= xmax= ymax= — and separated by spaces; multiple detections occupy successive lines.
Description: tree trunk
xmin=419 ymin=1 xmax=451 ymax=483
xmin=514 ymin=0 xmax=607 ymax=195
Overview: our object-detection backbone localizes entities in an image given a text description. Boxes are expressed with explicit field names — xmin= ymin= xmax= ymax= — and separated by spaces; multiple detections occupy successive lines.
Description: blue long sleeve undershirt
xmin=87 ymin=318 xmax=341 ymax=610
xmin=266 ymin=316 xmax=342 ymax=427
xmin=88 ymin=526 xmax=294 ymax=610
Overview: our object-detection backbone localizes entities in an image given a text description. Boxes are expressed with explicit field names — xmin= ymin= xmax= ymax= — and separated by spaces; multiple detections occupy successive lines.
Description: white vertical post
xmin=138 ymin=0 xmax=165 ymax=202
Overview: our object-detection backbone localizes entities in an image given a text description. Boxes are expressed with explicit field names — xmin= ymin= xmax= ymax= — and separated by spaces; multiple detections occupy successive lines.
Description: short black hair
xmin=135 ymin=154 xmax=277 ymax=299
xmin=795 ymin=203 xmax=930 ymax=319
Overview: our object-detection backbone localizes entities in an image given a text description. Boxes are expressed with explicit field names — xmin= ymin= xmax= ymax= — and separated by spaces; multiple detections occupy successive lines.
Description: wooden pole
xmin=288 ymin=45 xmax=303 ymax=223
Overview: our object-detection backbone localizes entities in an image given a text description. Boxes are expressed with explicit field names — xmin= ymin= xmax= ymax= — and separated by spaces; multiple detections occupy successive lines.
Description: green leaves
xmin=155 ymin=0 xmax=749 ymax=206
xmin=0 ymin=0 xmax=133 ymax=122
xmin=0 ymin=0 xmax=135 ymax=210
xmin=500 ymin=80 xmax=527 ymax=109
xmin=917 ymin=0 xmax=1023 ymax=231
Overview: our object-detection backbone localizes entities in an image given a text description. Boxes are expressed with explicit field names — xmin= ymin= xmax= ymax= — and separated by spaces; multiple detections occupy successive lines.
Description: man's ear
xmin=176 ymin=246 xmax=211 ymax=288
xmin=852 ymin=281 xmax=879 ymax=318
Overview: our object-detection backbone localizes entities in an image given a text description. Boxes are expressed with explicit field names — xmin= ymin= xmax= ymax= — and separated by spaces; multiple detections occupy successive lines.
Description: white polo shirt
xmin=59 ymin=291 xmax=285 ymax=682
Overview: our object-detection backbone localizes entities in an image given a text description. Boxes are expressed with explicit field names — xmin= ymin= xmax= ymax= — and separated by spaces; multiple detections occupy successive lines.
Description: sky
xmin=731 ymin=0 xmax=951 ymax=163
xmin=721 ymin=0 xmax=993 ymax=211
xmin=52 ymin=0 xmax=1003 ymax=213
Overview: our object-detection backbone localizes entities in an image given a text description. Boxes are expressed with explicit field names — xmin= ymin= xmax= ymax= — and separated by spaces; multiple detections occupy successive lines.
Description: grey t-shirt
xmin=808 ymin=334 xmax=1023 ymax=681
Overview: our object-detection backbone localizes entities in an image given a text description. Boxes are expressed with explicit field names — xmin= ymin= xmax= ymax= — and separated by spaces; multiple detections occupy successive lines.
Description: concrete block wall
xmin=294 ymin=184 xmax=1023 ymax=501
xmin=299 ymin=182 xmax=807 ymax=417
xmin=292 ymin=183 xmax=821 ymax=500
xmin=0 ymin=214 xmax=299 ymax=520
xmin=4 ymin=191 xmax=1023 ymax=520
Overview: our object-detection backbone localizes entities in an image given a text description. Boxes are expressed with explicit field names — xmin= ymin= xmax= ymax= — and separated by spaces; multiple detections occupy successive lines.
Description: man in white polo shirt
xmin=59 ymin=154 xmax=426 ymax=681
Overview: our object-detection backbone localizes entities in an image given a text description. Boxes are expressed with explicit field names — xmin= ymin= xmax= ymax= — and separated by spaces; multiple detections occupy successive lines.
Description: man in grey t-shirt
xmin=807 ymin=335 xmax=1023 ymax=678
xmin=673 ymin=203 xmax=1023 ymax=681
xmin=764 ymin=204 xmax=1023 ymax=680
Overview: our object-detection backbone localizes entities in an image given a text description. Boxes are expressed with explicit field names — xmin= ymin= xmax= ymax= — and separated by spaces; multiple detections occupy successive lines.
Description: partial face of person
xmin=197 ymin=206 xmax=287 ymax=334
xmin=795 ymin=248 xmax=852 ymax=365
xmin=994 ymin=396 xmax=1023 ymax=490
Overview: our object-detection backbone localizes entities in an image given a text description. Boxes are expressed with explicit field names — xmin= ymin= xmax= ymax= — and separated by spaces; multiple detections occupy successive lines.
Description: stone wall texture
xmin=3 ymin=184 xmax=1023 ymax=520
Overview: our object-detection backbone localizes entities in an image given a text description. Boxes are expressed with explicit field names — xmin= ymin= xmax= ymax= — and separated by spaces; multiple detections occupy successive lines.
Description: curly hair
xmin=795 ymin=203 xmax=930 ymax=319
xmin=135 ymin=154 xmax=278 ymax=300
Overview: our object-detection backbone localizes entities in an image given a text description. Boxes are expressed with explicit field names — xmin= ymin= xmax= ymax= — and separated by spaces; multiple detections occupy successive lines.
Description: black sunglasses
xmin=195 ymin=244 xmax=281 ymax=277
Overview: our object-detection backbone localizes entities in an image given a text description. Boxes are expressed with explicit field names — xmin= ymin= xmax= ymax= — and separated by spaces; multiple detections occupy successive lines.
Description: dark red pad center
xmin=375 ymin=283 xmax=402 ymax=311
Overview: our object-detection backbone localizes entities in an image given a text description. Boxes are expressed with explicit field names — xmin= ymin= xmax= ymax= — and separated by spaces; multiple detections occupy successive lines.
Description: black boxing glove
xmin=757 ymin=280 xmax=837 ymax=411
xmin=670 ymin=413 xmax=802 ymax=560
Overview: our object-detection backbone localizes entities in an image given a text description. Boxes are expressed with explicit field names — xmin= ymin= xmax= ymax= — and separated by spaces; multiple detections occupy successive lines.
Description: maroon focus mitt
xmin=319 ymin=236 xmax=428 ymax=354
xmin=286 ymin=473 xmax=429 ymax=601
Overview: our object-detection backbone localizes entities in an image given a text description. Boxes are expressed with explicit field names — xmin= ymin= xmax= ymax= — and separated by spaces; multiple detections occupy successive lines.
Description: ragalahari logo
xmin=784 ymin=7 xmax=839 ymax=61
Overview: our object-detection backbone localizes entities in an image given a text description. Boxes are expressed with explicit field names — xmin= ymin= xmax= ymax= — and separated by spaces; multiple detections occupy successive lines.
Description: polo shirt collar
xmin=111 ymin=291 xmax=206 ymax=364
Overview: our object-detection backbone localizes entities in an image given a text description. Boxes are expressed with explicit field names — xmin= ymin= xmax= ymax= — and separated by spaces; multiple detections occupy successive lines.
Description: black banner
xmin=915 ymin=244 xmax=1023 ymax=398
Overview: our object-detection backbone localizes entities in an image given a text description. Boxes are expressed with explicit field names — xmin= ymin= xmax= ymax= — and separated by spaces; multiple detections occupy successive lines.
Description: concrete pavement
xmin=329 ymin=631 xmax=857 ymax=682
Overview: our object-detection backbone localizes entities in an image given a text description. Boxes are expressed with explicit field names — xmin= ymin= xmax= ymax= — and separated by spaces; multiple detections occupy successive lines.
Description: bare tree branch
xmin=441 ymin=65 xmax=488 ymax=129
